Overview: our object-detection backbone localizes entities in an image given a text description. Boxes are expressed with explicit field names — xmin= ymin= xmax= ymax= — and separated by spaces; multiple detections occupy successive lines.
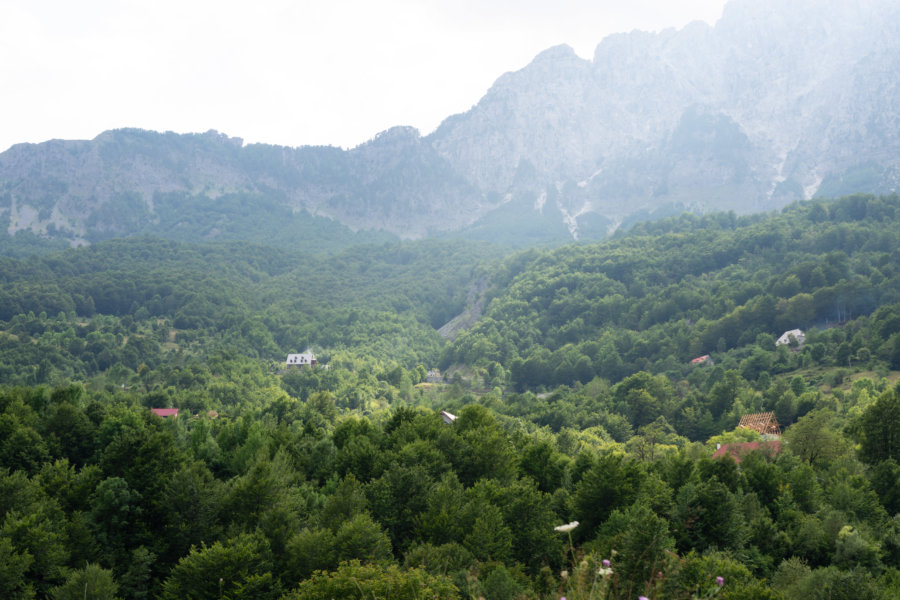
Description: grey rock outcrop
xmin=2 ymin=0 xmax=899 ymax=246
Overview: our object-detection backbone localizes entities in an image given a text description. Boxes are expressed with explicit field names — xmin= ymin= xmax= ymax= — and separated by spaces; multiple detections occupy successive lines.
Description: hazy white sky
xmin=0 ymin=0 xmax=728 ymax=152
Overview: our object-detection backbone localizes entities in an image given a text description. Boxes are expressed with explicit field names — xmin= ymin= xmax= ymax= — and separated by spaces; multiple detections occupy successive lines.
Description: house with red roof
xmin=150 ymin=408 xmax=179 ymax=418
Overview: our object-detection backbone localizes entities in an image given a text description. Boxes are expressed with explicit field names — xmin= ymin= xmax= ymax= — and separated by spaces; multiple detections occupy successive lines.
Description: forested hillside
xmin=0 ymin=237 xmax=505 ymax=385
xmin=446 ymin=194 xmax=900 ymax=389
xmin=2 ymin=195 xmax=900 ymax=599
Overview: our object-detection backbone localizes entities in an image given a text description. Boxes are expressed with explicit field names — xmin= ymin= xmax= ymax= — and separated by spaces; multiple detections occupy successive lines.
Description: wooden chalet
xmin=737 ymin=411 xmax=781 ymax=437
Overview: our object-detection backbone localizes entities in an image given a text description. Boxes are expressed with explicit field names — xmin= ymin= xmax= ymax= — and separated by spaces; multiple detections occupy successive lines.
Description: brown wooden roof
xmin=738 ymin=412 xmax=781 ymax=436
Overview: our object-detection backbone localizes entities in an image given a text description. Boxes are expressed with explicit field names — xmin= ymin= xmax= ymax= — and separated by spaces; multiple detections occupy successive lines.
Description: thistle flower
xmin=597 ymin=557 xmax=613 ymax=576
xmin=554 ymin=521 xmax=579 ymax=532
xmin=716 ymin=576 xmax=725 ymax=586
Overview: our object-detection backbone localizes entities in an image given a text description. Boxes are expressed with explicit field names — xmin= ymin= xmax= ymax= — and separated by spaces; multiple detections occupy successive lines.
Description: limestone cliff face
xmin=430 ymin=45 xmax=598 ymax=193
xmin=2 ymin=0 xmax=899 ymax=246
xmin=429 ymin=0 xmax=900 ymax=235
xmin=0 ymin=128 xmax=480 ymax=242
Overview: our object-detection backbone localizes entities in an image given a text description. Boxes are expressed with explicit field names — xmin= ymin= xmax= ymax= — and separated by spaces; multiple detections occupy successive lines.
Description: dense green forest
xmin=2 ymin=194 xmax=900 ymax=599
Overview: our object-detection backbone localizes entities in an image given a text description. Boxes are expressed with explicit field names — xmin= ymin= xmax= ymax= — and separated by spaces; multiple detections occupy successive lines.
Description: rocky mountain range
xmin=2 ymin=0 xmax=899 ymax=249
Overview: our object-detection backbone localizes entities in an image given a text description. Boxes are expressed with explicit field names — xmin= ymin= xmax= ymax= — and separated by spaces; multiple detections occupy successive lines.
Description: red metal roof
xmin=150 ymin=408 xmax=179 ymax=418
xmin=712 ymin=441 xmax=782 ymax=463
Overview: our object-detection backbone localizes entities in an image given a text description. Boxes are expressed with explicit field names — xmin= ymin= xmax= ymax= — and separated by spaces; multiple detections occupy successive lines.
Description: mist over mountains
xmin=2 ymin=0 xmax=899 ymax=249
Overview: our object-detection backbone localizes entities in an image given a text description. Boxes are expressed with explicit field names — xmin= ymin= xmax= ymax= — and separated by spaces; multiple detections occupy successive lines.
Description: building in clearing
xmin=776 ymin=329 xmax=806 ymax=348
xmin=440 ymin=410 xmax=457 ymax=424
xmin=285 ymin=352 xmax=317 ymax=369
xmin=691 ymin=354 xmax=714 ymax=366
xmin=150 ymin=408 xmax=179 ymax=418
xmin=738 ymin=411 xmax=781 ymax=437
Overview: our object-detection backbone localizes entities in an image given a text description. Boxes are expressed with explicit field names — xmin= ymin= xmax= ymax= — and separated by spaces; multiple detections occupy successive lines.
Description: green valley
xmin=1 ymin=194 xmax=900 ymax=599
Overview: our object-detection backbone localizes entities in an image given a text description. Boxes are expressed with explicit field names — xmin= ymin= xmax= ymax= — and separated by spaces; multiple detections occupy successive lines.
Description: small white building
xmin=440 ymin=410 xmax=457 ymax=424
xmin=775 ymin=329 xmax=805 ymax=348
xmin=285 ymin=352 xmax=317 ymax=369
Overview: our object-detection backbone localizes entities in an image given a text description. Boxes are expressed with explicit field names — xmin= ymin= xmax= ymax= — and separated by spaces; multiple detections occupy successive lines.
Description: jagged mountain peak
xmin=359 ymin=126 xmax=423 ymax=148
xmin=530 ymin=43 xmax=581 ymax=63
xmin=430 ymin=0 xmax=900 ymax=224
xmin=2 ymin=0 xmax=899 ymax=250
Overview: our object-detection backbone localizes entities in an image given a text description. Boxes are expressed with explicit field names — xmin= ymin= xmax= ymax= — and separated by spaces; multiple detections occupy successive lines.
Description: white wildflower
xmin=554 ymin=521 xmax=579 ymax=533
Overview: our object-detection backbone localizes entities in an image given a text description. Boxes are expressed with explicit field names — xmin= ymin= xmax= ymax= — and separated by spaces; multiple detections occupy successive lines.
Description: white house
xmin=775 ymin=329 xmax=805 ymax=348
xmin=285 ymin=352 xmax=317 ymax=369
